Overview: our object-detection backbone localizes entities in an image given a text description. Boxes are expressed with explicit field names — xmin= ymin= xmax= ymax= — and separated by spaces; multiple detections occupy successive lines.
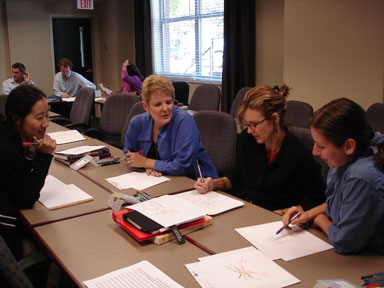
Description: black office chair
xmin=289 ymin=126 xmax=328 ymax=183
xmin=173 ymin=81 xmax=189 ymax=106
xmin=120 ymin=101 xmax=146 ymax=149
xmin=286 ymin=100 xmax=314 ymax=128
xmin=85 ymin=93 xmax=140 ymax=147
xmin=0 ymin=94 xmax=7 ymax=119
xmin=366 ymin=103 xmax=384 ymax=133
xmin=50 ymin=87 xmax=95 ymax=132
xmin=230 ymin=87 xmax=251 ymax=118
xmin=193 ymin=111 xmax=237 ymax=177
xmin=189 ymin=84 xmax=221 ymax=111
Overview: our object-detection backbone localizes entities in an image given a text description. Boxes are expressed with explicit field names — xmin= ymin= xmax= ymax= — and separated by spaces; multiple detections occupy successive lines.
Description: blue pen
xmin=275 ymin=211 xmax=301 ymax=235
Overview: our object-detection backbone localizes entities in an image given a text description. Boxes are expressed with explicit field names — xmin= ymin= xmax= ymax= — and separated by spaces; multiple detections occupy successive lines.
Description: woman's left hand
xmin=146 ymin=168 xmax=162 ymax=177
xmin=125 ymin=151 xmax=147 ymax=168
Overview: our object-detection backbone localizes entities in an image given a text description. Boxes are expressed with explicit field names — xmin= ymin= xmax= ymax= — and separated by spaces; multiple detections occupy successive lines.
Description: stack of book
xmin=54 ymin=145 xmax=111 ymax=166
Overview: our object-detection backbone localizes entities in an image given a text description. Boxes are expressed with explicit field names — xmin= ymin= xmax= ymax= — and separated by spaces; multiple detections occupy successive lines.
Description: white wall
xmin=283 ymin=0 xmax=384 ymax=110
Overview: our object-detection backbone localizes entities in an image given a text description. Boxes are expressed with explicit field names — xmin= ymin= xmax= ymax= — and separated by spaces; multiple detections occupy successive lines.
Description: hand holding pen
xmin=23 ymin=135 xmax=56 ymax=154
xmin=125 ymin=150 xmax=144 ymax=167
xmin=276 ymin=211 xmax=301 ymax=235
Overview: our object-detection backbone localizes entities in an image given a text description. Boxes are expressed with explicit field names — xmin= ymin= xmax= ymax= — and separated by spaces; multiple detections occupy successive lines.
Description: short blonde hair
xmin=142 ymin=75 xmax=175 ymax=104
xmin=238 ymin=84 xmax=290 ymax=129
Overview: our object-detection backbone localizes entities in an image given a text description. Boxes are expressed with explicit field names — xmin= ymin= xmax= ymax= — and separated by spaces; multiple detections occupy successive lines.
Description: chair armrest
xmin=50 ymin=116 xmax=71 ymax=126
xmin=65 ymin=123 xmax=89 ymax=132
xmin=84 ymin=128 xmax=104 ymax=141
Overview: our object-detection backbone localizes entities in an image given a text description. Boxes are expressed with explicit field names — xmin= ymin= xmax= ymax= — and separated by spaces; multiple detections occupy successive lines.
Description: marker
xmin=275 ymin=211 xmax=301 ymax=235
xmin=142 ymin=191 xmax=154 ymax=199
xmin=363 ymin=273 xmax=384 ymax=280
xmin=22 ymin=140 xmax=42 ymax=146
xmin=137 ymin=150 xmax=144 ymax=154
xmin=196 ymin=159 xmax=207 ymax=193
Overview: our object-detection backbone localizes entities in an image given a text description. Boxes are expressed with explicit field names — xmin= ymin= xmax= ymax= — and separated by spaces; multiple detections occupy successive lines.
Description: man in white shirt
xmin=53 ymin=57 xmax=96 ymax=98
xmin=2 ymin=63 xmax=35 ymax=95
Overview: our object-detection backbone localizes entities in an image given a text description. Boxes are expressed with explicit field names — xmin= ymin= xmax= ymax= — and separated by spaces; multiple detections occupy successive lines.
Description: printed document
xmin=55 ymin=145 xmax=106 ymax=156
xmin=235 ymin=221 xmax=333 ymax=261
xmin=48 ymin=130 xmax=86 ymax=145
xmin=83 ymin=260 xmax=183 ymax=288
xmin=106 ymin=172 xmax=170 ymax=190
xmin=185 ymin=246 xmax=300 ymax=288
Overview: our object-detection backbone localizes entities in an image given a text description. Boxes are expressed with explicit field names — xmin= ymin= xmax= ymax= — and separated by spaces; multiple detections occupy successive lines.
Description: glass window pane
xmin=164 ymin=0 xmax=195 ymax=19
xmin=201 ymin=0 xmax=224 ymax=14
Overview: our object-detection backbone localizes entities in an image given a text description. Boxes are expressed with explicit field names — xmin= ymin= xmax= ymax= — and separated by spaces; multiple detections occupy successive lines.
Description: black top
xmin=228 ymin=130 xmax=326 ymax=211
xmin=0 ymin=123 xmax=52 ymax=257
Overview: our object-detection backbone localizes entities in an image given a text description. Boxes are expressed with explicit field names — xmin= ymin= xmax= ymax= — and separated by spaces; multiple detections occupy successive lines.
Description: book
xmin=54 ymin=145 xmax=110 ymax=161
xmin=54 ymin=152 xmax=111 ymax=166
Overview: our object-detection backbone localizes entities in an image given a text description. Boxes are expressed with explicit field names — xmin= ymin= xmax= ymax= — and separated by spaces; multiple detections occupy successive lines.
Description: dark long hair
xmin=310 ymin=98 xmax=383 ymax=170
xmin=5 ymin=85 xmax=47 ymax=127
xmin=127 ymin=64 xmax=144 ymax=82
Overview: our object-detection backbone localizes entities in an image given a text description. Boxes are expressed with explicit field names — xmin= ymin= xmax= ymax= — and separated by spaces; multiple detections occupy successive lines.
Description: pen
xmin=363 ymin=273 xmax=384 ymax=280
xmin=22 ymin=140 xmax=42 ymax=146
xmin=142 ymin=191 xmax=154 ymax=199
xmin=196 ymin=159 xmax=207 ymax=193
xmin=275 ymin=211 xmax=301 ymax=235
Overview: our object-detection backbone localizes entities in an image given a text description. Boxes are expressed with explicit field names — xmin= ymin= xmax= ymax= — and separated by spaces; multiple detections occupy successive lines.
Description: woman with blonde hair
xmin=194 ymin=84 xmax=325 ymax=214
xmin=124 ymin=75 xmax=217 ymax=179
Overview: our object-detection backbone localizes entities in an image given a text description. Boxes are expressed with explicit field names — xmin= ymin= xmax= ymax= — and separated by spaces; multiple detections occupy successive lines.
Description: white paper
xmin=175 ymin=190 xmax=244 ymax=215
xmin=105 ymin=172 xmax=170 ymax=190
xmin=235 ymin=221 xmax=333 ymax=261
xmin=129 ymin=195 xmax=205 ymax=228
xmin=98 ymin=83 xmax=112 ymax=95
xmin=55 ymin=145 xmax=106 ymax=156
xmin=48 ymin=130 xmax=86 ymax=145
xmin=39 ymin=175 xmax=93 ymax=210
xmin=186 ymin=247 xmax=300 ymax=288
xmin=84 ymin=260 xmax=184 ymax=288
xmin=95 ymin=90 xmax=102 ymax=97
xmin=61 ymin=97 xmax=76 ymax=102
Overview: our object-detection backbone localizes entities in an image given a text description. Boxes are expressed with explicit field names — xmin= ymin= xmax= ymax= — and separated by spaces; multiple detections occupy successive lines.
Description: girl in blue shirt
xmin=124 ymin=75 xmax=217 ymax=179
xmin=283 ymin=98 xmax=384 ymax=254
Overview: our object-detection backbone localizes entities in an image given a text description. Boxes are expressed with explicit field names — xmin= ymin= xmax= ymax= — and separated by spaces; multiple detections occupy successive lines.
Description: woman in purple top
xmin=119 ymin=60 xmax=143 ymax=94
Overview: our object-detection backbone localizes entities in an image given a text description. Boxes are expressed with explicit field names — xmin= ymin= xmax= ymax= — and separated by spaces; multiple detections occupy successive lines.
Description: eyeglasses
xmin=242 ymin=116 xmax=271 ymax=130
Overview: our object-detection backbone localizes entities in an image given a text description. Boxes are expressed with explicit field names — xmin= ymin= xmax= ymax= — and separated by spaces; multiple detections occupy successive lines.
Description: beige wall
xmin=283 ymin=0 xmax=384 ymax=110
xmin=1 ymin=0 xmax=133 ymax=96
xmin=0 ymin=1 xmax=10 ymax=82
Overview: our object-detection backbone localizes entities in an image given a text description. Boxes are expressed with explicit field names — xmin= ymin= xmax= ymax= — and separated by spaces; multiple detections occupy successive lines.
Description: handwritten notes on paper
xmin=105 ymin=172 xmax=170 ymax=190
xmin=175 ymin=190 xmax=244 ymax=215
xmin=185 ymin=246 xmax=300 ymax=288
xmin=48 ymin=130 xmax=86 ymax=145
xmin=39 ymin=175 xmax=93 ymax=210
xmin=84 ymin=260 xmax=183 ymax=288
xmin=235 ymin=221 xmax=333 ymax=261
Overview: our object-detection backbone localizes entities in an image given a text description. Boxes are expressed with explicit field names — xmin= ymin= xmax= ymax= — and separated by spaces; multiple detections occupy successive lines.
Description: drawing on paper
xmin=225 ymin=256 xmax=269 ymax=280
xmin=141 ymin=202 xmax=179 ymax=217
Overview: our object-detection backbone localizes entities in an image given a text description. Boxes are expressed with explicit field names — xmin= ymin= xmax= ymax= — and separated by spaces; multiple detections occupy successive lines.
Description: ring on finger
xmin=127 ymin=160 xmax=131 ymax=164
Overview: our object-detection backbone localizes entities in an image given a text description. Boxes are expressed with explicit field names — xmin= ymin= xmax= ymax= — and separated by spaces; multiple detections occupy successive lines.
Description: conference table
xmin=19 ymin=122 xmax=384 ymax=288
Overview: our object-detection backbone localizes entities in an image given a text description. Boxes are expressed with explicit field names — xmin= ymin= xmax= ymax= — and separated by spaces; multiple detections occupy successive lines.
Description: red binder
xmin=112 ymin=208 xmax=209 ymax=242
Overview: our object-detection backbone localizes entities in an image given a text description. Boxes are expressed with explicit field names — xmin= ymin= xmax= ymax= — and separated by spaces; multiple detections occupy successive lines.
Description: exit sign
xmin=77 ymin=0 xmax=94 ymax=10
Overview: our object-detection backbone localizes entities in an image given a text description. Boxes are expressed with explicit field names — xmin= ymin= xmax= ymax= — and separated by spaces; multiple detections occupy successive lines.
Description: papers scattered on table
xmin=39 ymin=175 xmax=93 ymax=210
xmin=314 ymin=279 xmax=360 ymax=288
xmin=61 ymin=97 xmax=76 ymax=102
xmin=48 ymin=130 xmax=86 ymax=145
xmin=235 ymin=221 xmax=333 ymax=261
xmin=129 ymin=195 xmax=205 ymax=228
xmin=98 ymin=83 xmax=112 ymax=95
xmin=55 ymin=145 xmax=106 ymax=156
xmin=175 ymin=190 xmax=244 ymax=215
xmin=105 ymin=172 xmax=170 ymax=190
xmin=84 ymin=260 xmax=183 ymax=288
xmin=185 ymin=246 xmax=300 ymax=288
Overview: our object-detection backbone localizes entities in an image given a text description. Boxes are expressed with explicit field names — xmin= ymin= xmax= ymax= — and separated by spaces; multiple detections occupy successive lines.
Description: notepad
xmin=83 ymin=260 xmax=183 ymax=288
xmin=48 ymin=130 xmax=86 ymax=145
xmin=105 ymin=172 xmax=170 ymax=190
xmin=39 ymin=175 xmax=93 ymax=210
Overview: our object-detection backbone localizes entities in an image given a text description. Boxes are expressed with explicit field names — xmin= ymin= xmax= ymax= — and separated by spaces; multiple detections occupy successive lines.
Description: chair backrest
xmin=173 ymin=81 xmax=189 ymax=105
xmin=366 ymin=103 xmax=384 ymax=133
xmin=286 ymin=100 xmax=314 ymax=128
xmin=0 ymin=94 xmax=8 ymax=119
xmin=0 ymin=235 xmax=33 ymax=288
xmin=120 ymin=101 xmax=146 ymax=148
xmin=289 ymin=126 xmax=328 ymax=183
xmin=189 ymin=84 xmax=221 ymax=111
xmin=100 ymin=93 xmax=140 ymax=145
xmin=230 ymin=87 xmax=252 ymax=118
xmin=193 ymin=111 xmax=237 ymax=177
xmin=69 ymin=87 xmax=95 ymax=126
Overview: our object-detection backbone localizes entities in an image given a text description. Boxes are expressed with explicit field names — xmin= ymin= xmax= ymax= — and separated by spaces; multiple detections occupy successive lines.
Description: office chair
xmin=120 ymin=101 xmax=146 ymax=149
xmin=85 ymin=93 xmax=140 ymax=147
xmin=230 ymin=87 xmax=252 ymax=118
xmin=193 ymin=111 xmax=237 ymax=177
xmin=366 ymin=103 xmax=384 ymax=133
xmin=0 ymin=94 xmax=7 ymax=119
xmin=189 ymin=84 xmax=221 ymax=111
xmin=173 ymin=81 xmax=189 ymax=106
xmin=286 ymin=100 xmax=314 ymax=128
xmin=50 ymin=87 xmax=95 ymax=132
xmin=289 ymin=126 xmax=328 ymax=183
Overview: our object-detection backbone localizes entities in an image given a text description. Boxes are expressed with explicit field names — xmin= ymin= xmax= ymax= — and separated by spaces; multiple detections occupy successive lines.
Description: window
xmin=151 ymin=0 xmax=224 ymax=83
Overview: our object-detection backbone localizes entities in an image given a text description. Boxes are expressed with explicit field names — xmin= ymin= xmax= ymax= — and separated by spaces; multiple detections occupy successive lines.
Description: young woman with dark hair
xmin=119 ymin=59 xmax=143 ymax=94
xmin=0 ymin=85 xmax=56 ymax=258
xmin=283 ymin=98 xmax=384 ymax=254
